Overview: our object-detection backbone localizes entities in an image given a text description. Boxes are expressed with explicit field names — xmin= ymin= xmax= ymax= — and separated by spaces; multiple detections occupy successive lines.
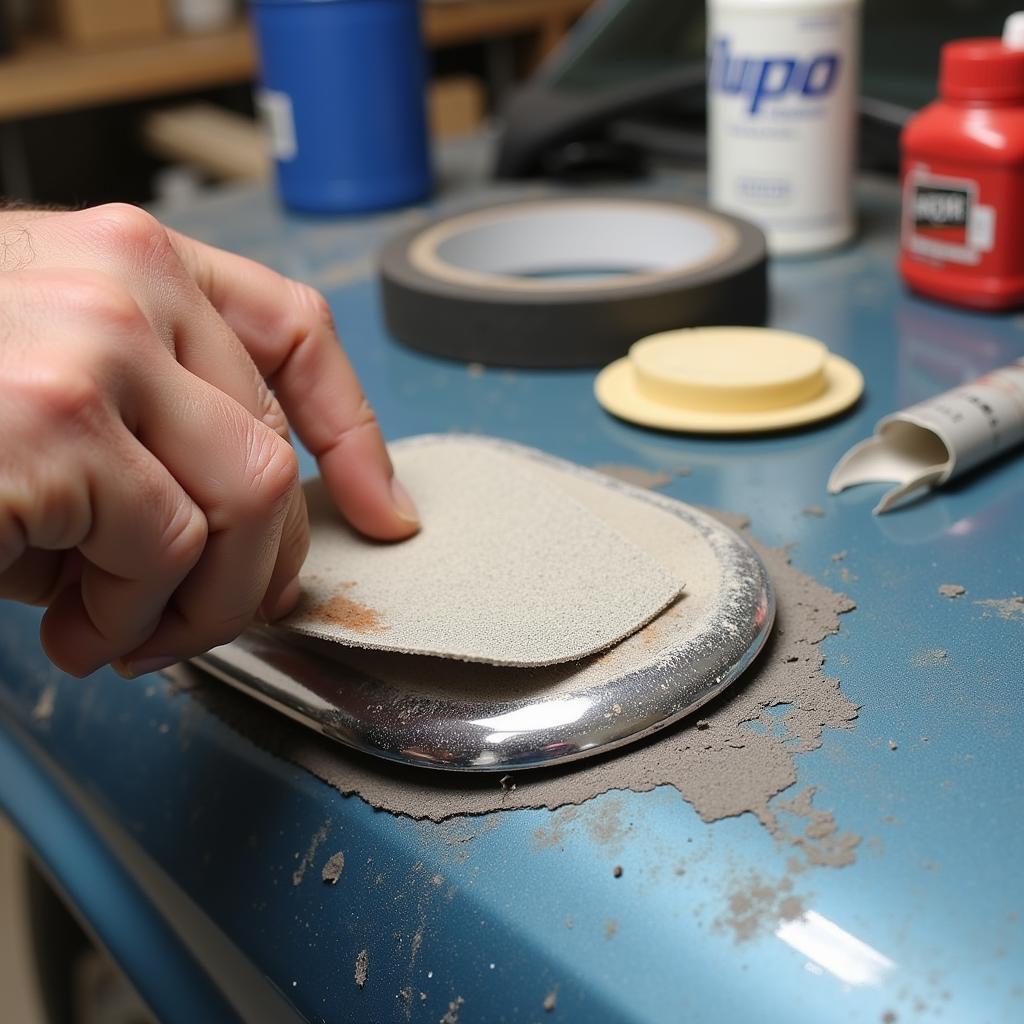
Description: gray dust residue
xmin=354 ymin=949 xmax=368 ymax=989
xmin=179 ymin=512 xmax=860 ymax=861
xmin=975 ymin=595 xmax=1024 ymax=621
xmin=938 ymin=583 xmax=966 ymax=599
xmin=292 ymin=820 xmax=329 ymax=886
xmin=912 ymin=648 xmax=948 ymax=668
xmin=715 ymin=870 xmax=805 ymax=943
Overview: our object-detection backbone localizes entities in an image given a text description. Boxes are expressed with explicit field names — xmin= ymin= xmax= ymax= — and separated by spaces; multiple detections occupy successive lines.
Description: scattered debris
xmin=499 ymin=775 xmax=516 ymax=795
xmin=322 ymin=851 xmax=345 ymax=885
xmin=975 ymin=595 xmax=1024 ymax=621
xmin=604 ymin=920 xmax=619 ymax=940
xmin=543 ymin=989 xmax=558 ymax=1013
xmin=888 ymin=740 xmax=898 ymax=751
xmin=911 ymin=648 xmax=948 ymax=668
xmin=695 ymin=719 xmax=710 ymax=731
xmin=613 ymin=865 xmax=623 ymax=878
xmin=440 ymin=996 xmax=464 ymax=1024
xmin=430 ymin=874 xmax=444 ymax=887
xmin=292 ymin=821 xmax=330 ymax=886
xmin=831 ymin=550 xmax=848 ymax=563
xmin=399 ymin=987 xmax=413 ymax=1006
xmin=715 ymin=871 xmax=806 ymax=943
xmin=611 ymin=703 xmax=622 ymax=715
xmin=938 ymin=583 xmax=966 ymax=599
xmin=802 ymin=505 xmax=825 ymax=518
xmin=354 ymin=949 xmax=369 ymax=989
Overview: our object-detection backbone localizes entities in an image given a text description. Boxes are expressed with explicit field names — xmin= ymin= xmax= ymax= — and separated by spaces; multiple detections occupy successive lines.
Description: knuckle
xmin=30 ymin=477 xmax=90 ymax=550
xmin=86 ymin=203 xmax=173 ymax=266
xmin=159 ymin=503 xmax=208 ymax=577
xmin=57 ymin=270 xmax=148 ymax=336
xmin=243 ymin=424 xmax=300 ymax=517
xmin=17 ymin=363 xmax=108 ymax=432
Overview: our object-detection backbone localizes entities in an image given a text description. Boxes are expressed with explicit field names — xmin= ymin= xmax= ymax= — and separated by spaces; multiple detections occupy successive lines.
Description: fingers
xmin=48 ymin=204 xmax=292 ymax=441
xmin=0 ymin=263 xmax=305 ymax=674
xmin=114 ymin=353 xmax=304 ymax=672
xmin=39 ymin=429 xmax=207 ymax=677
xmin=169 ymin=232 xmax=419 ymax=540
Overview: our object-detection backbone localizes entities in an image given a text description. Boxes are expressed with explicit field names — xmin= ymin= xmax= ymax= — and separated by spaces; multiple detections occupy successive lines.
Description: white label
xmin=707 ymin=0 xmax=860 ymax=254
xmin=902 ymin=167 xmax=996 ymax=266
xmin=256 ymin=88 xmax=297 ymax=162
xmin=898 ymin=360 xmax=1024 ymax=477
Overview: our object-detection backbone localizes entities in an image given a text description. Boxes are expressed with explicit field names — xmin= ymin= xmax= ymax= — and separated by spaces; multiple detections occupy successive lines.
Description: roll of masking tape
xmin=595 ymin=327 xmax=863 ymax=433
xmin=379 ymin=197 xmax=768 ymax=368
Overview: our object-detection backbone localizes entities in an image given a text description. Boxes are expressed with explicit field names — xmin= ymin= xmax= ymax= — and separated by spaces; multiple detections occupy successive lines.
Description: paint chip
xmin=938 ymin=583 xmax=965 ymax=599
xmin=322 ymin=851 xmax=345 ymax=885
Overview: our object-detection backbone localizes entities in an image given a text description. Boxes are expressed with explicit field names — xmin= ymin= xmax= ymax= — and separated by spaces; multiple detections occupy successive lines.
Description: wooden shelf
xmin=0 ymin=0 xmax=592 ymax=122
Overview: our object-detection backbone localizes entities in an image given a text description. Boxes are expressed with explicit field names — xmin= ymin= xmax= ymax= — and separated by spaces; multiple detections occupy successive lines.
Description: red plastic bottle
xmin=900 ymin=20 xmax=1024 ymax=311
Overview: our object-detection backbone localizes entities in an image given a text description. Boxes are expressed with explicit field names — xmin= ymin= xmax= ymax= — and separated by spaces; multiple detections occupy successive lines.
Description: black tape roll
xmin=379 ymin=197 xmax=768 ymax=369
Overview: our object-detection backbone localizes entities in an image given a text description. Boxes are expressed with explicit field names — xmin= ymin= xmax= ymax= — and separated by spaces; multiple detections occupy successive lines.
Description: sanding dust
xmin=771 ymin=785 xmax=859 ymax=868
xmin=593 ymin=464 xmax=673 ymax=490
xmin=322 ymin=851 xmax=345 ymax=884
xmin=975 ymin=595 xmax=1024 ymax=621
xmin=354 ymin=949 xmax=368 ymax=989
xmin=543 ymin=989 xmax=558 ymax=1013
xmin=715 ymin=870 xmax=805 ymax=943
xmin=938 ymin=584 xmax=965 ymax=599
xmin=292 ymin=820 xmax=329 ymax=886
xmin=802 ymin=506 xmax=825 ymax=518
xmin=440 ymin=996 xmax=464 ymax=1023
xmin=912 ymin=649 xmax=948 ymax=667
xmin=181 ymin=512 xmax=859 ymax=865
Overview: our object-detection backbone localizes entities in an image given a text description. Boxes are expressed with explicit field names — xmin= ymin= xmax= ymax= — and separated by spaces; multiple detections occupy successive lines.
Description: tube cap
xmin=939 ymin=34 xmax=1024 ymax=102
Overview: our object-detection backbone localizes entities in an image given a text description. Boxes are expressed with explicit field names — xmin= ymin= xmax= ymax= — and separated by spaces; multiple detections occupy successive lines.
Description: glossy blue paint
xmin=0 ymin=150 xmax=1021 ymax=1023
xmin=0 ymin=717 xmax=242 ymax=1023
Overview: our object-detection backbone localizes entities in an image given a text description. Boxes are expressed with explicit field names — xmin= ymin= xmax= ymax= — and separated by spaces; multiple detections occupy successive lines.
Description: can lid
xmin=940 ymin=35 xmax=1024 ymax=102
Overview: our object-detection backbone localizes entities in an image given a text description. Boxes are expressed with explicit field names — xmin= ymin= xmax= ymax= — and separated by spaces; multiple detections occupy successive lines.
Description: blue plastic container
xmin=249 ymin=0 xmax=432 ymax=213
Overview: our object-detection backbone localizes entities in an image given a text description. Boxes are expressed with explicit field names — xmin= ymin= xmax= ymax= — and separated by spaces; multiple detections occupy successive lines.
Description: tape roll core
xmin=380 ymin=197 xmax=768 ymax=368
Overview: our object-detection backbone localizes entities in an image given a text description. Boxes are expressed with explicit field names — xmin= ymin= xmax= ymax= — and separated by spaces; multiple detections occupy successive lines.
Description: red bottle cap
xmin=939 ymin=38 xmax=1024 ymax=102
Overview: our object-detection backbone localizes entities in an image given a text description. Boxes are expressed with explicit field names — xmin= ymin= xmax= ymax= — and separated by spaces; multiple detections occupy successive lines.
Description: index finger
xmin=169 ymin=232 xmax=419 ymax=542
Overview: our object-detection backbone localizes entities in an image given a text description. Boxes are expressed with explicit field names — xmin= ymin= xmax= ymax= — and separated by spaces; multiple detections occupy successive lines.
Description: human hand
xmin=0 ymin=203 xmax=419 ymax=677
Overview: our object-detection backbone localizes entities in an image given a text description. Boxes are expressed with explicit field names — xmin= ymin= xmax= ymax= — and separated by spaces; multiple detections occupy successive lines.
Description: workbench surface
xmin=1 ymin=142 xmax=1022 ymax=1023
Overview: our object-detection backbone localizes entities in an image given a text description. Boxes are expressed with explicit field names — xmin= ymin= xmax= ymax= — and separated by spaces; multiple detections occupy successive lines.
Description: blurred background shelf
xmin=0 ymin=0 xmax=592 ymax=205
xmin=0 ymin=0 xmax=591 ymax=122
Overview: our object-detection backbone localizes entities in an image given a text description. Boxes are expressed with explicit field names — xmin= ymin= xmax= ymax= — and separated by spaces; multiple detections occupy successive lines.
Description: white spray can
xmin=707 ymin=0 xmax=862 ymax=255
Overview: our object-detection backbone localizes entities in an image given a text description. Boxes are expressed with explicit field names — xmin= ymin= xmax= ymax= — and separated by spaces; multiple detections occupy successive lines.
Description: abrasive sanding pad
xmin=283 ymin=436 xmax=685 ymax=667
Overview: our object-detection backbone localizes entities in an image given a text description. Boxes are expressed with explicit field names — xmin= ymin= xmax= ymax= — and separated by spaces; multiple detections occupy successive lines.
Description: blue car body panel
xmin=1 ymin=157 xmax=1022 ymax=1023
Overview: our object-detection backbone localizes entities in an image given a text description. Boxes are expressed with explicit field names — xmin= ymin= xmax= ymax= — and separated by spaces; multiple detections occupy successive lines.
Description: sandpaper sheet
xmin=282 ymin=437 xmax=685 ymax=667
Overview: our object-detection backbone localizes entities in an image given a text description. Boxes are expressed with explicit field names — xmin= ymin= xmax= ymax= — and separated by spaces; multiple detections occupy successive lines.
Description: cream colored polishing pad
xmin=595 ymin=327 xmax=864 ymax=433
xmin=282 ymin=436 xmax=686 ymax=667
